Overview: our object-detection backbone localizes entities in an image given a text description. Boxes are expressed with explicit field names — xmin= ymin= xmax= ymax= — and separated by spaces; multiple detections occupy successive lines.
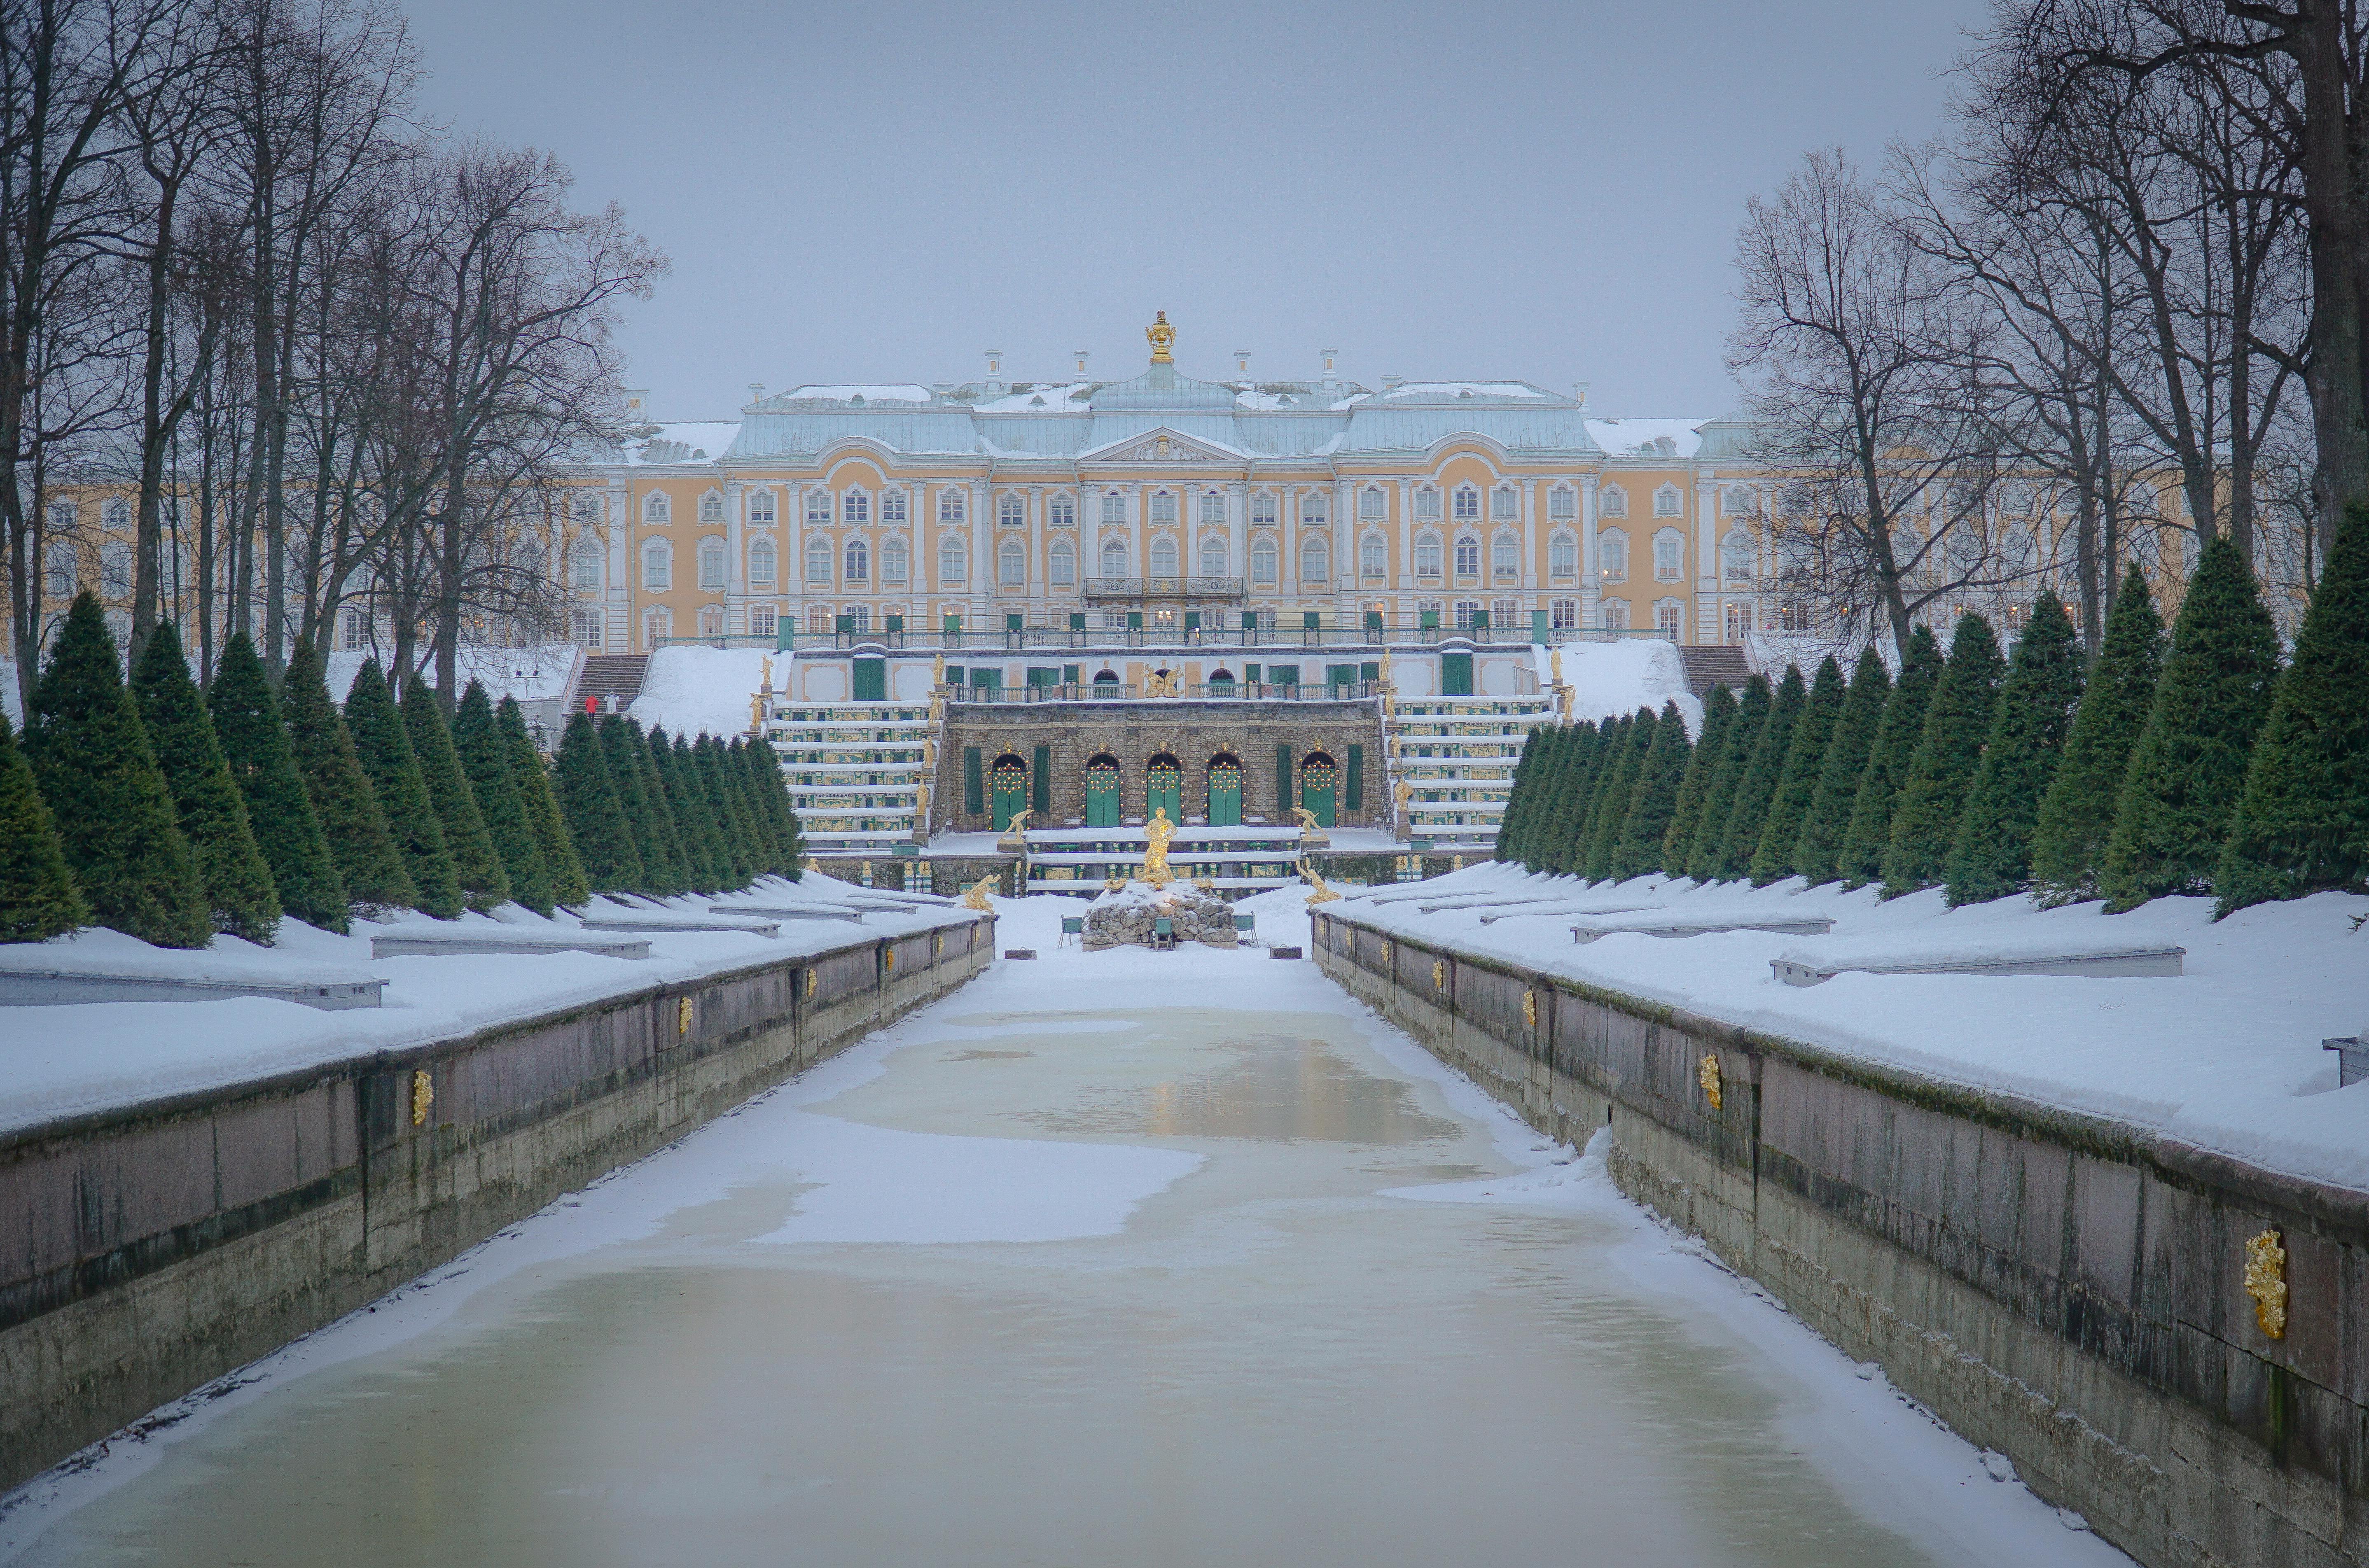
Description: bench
xmin=1770 ymin=930 xmax=2185 ymax=987
xmin=707 ymin=904 xmax=864 ymax=923
xmin=0 ymin=948 xmax=384 ymax=1010
xmin=576 ymin=914 xmax=782 ymax=938
xmin=1571 ymin=912 xmax=1835 ymax=944
xmin=2323 ymin=1034 xmax=2364 ymax=1087
xmin=370 ymin=927 xmax=653 ymax=960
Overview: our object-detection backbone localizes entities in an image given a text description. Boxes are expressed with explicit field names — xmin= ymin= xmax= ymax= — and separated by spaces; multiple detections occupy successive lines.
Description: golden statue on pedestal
xmin=961 ymin=873 xmax=998 ymax=911
xmin=1146 ymin=310 xmax=1175 ymax=364
xmin=1140 ymin=806 xmax=1177 ymax=887
xmin=1296 ymin=858 xmax=1341 ymax=903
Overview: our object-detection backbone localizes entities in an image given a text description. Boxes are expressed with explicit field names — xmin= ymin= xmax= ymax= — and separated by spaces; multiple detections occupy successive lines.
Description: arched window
xmin=1150 ymin=490 xmax=1177 ymax=524
xmin=1415 ymin=535 xmax=1443 ymax=577
xmin=751 ymin=604 xmax=777 ymax=637
xmin=642 ymin=606 xmax=671 ymax=648
xmin=1453 ymin=600 xmax=1481 ymax=630
xmin=641 ymin=540 xmax=671 ymax=590
xmin=998 ymin=539 xmax=1025 ymax=586
xmin=1301 ymin=537 xmax=1328 ymax=583
xmin=1199 ymin=490 xmax=1224 ymax=524
xmin=642 ymin=492 xmax=671 ymax=524
xmin=698 ymin=537 xmax=727 ymax=591
xmin=1721 ymin=530 xmax=1755 ymax=583
xmin=998 ymin=493 xmax=1025 ymax=529
xmin=1492 ymin=597 xmax=1519 ymax=628
xmin=1049 ymin=493 xmax=1074 ymax=528
xmin=1414 ymin=485 xmax=1442 ymax=521
xmin=1252 ymin=491 xmax=1278 ymax=528
xmin=1600 ymin=597 xmax=1630 ymax=631
xmin=1360 ymin=534 xmax=1387 ymax=577
xmin=1725 ymin=600 xmax=1753 ymax=640
xmin=937 ymin=489 xmax=963 ymax=524
xmin=747 ymin=537 xmax=776 ymax=586
xmin=1100 ymin=538 xmax=1126 ymax=577
xmin=938 ymin=536 xmax=966 ymax=582
xmin=100 ymin=541 xmax=130 ymax=596
xmin=699 ymin=491 xmax=725 ymax=523
xmin=836 ymin=539 xmax=864 ymax=581
xmin=573 ymin=538 xmax=603 ymax=590
xmin=1653 ymin=529 xmax=1683 ymax=581
xmin=879 ymin=537 xmax=908 ymax=583
xmin=808 ymin=489 xmax=833 ymax=524
xmin=1599 ymin=485 xmax=1628 ymax=519
xmin=1151 ymin=536 xmax=1179 ymax=576
xmin=103 ymin=497 xmax=130 ymax=530
xmin=1653 ymin=484 xmax=1682 ymax=518
xmin=748 ymin=489 xmax=776 ymax=524
xmin=1049 ymin=539 xmax=1075 ymax=586
xmin=1100 ymin=490 xmax=1124 ymax=525
xmin=1491 ymin=484 xmax=1516 ymax=520
xmin=1656 ymin=599 xmax=1683 ymax=638
xmin=1550 ymin=598 xmax=1578 ymax=630
xmin=1598 ymin=529 xmax=1629 ymax=583
xmin=1200 ymin=537 xmax=1228 ymax=575
xmin=1549 ymin=485 xmax=1576 ymax=520
xmin=843 ymin=488 xmax=870 ymax=523
xmin=1453 ymin=485 xmax=1480 ymax=520
xmin=1548 ymin=532 xmax=1577 ymax=578
xmin=574 ymin=492 xmax=604 ymax=524
xmin=1360 ymin=486 xmax=1387 ymax=521
xmin=1300 ymin=492 xmax=1326 ymax=527
xmin=1491 ymin=534 xmax=1519 ymax=577
xmin=1250 ymin=537 xmax=1278 ymax=583
xmin=1453 ymin=535 xmax=1481 ymax=575
xmin=806 ymin=538 xmax=833 ymax=583
xmin=843 ymin=604 xmax=871 ymax=634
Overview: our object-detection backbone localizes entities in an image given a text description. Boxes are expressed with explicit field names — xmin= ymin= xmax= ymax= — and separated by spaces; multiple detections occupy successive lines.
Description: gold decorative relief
xmin=1432 ymin=959 xmax=1446 ymax=991
xmin=884 ymin=946 xmax=897 ymax=971
xmin=804 ymin=967 xmax=818 ymax=999
xmin=2244 ymin=1228 xmax=2289 ymax=1341
xmin=1698 ymin=1053 xmax=1723 ymax=1112
xmin=677 ymin=996 xmax=694 ymax=1037
xmin=1522 ymin=989 xmax=1537 ymax=1028
xmin=410 ymin=1068 xmax=434 ymax=1127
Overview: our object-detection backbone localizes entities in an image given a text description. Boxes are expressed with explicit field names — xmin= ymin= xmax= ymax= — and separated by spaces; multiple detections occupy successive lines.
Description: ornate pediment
xmin=1084 ymin=427 xmax=1236 ymax=466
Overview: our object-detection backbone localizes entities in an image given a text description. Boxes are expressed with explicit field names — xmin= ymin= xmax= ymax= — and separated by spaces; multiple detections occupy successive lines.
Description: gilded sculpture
xmin=1295 ymin=857 xmax=1341 ymax=903
xmin=1146 ymin=310 xmax=1175 ymax=363
xmin=960 ymin=873 xmax=998 ymax=911
xmin=1699 ymin=1053 xmax=1724 ymax=1112
xmin=2245 ymin=1228 xmax=2289 ymax=1341
xmin=1140 ymin=806 xmax=1177 ymax=887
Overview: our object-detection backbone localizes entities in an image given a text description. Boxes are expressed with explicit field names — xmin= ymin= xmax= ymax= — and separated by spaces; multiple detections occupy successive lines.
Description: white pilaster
xmin=1580 ymin=473 xmax=1600 ymax=633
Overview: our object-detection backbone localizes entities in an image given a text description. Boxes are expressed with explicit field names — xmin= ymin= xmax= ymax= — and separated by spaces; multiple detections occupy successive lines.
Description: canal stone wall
xmin=0 ymin=914 xmax=994 ymax=1493
xmin=1311 ymin=909 xmax=2366 ymax=1568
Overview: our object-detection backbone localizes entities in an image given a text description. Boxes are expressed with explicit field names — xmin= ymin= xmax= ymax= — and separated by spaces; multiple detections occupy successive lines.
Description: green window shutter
xmin=853 ymin=658 xmax=886 ymax=701
xmin=1303 ymin=611 xmax=1320 ymax=630
xmin=1127 ymin=611 xmax=1144 ymax=630
xmin=884 ymin=613 xmax=904 ymax=633
xmin=946 ymin=665 xmax=965 ymax=686
xmin=1244 ymin=663 xmax=1262 ymax=684
xmin=1270 ymin=664 xmax=1299 ymax=688
xmin=1068 ymin=611 xmax=1086 ymax=630
xmin=1276 ymin=744 xmax=1292 ymax=812
xmin=1347 ymin=744 xmax=1364 ymax=809
xmin=1241 ymin=611 xmax=1259 ymax=631
xmin=1033 ymin=744 xmax=1051 ymax=815
xmin=972 ymin=667 xmax=1000 ymax=689
xmin=1026 ymin=666 xmax=1060 ymax=687
xmin=1360 ymin=661 xmax=1379 ymax=684
xmin=1005 ymin=612 xmax=1025 ymax=632
xmin=1364 ymin=609 xmax=1384 ymax=631
xmin=1441 ymin=651 xmax=1474 ymax=695
xmin=1062 ymin=664 xmax=1079 ymax=684
xmin=1326 ymin=663 xmax=1356 ymax=689
xmin=1184 ymin=610 xmax=1201 ymax=630
xmin=943 ymin=614 xmax=963 ymax=637
xmin=963 ymin=747 xmax=983 ymax=815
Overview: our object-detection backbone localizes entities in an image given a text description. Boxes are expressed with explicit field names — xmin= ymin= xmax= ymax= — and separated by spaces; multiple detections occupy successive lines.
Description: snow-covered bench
xmin=0 ymin=946 xmax=385 ymax=1010
xmin=1571 ymin=910 xmax=1835 ymax=944
xmin=1770 ymin=929 xmax=2185 ymax=987
xmin=1477 ymin=900 xmax=1662 ymax=926
xmin=2323 ymin=1033 xmax=2365 ymax=1088
xmin=370 ymin=926 xmax=653 ymax=960
xmin=707 ymin=903 xmax=866 ymax=923
xmin=576 ymin=913 xmax=782 ymax=938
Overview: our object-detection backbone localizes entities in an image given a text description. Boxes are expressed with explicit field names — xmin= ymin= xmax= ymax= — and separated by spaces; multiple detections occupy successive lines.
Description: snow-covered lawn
xmin=0 ymin=874 xmax=977 ymax=1140
xmin=1330 ymin=863 xmax=2369 ymax=1193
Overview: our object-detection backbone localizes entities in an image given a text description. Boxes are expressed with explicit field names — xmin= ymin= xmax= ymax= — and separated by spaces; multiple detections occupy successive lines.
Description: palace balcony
xmin=1081 ymin=575 xmax=1245 ymax=602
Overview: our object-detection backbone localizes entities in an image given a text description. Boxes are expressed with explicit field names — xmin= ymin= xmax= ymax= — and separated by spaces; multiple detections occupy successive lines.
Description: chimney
xmin=1072 ymin=349 xmax=1090 ymax=377
xmin=1320 ymin=348 xmax=1339 ymax=395
xmin=1574 ymin=381 xmax=1589 ymax=407
xmin=623 ymin=388 xmax=649 ymax=422
xmin=1381 ymin=374 xmax=1403 ymax=393
xmin=747 ymin=383 xmax=765 ymax=405
xmin=1235 ymin=348 xmax=1252 ymax=376
xmin=984 ymin=350 xmax=1005 ymax=396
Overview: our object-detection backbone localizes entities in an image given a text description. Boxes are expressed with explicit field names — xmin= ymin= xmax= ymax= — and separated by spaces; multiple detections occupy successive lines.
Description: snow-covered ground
xmin=1330 ymin=865 xmax=2369 ymax=1193
xmin=629 ymin=645 xmax=777 ymax=740
xmin=1523 ymin=637 xmax=1703 ymax=733
xmin=322 ymin=643 xmax=578 ymax=705
xmin=0 ymin=874 xmax=974 ymax=1139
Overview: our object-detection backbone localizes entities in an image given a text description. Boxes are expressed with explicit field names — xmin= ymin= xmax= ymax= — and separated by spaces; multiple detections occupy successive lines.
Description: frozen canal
xmin=2 ymin=893 xmax=2129 ymax=1567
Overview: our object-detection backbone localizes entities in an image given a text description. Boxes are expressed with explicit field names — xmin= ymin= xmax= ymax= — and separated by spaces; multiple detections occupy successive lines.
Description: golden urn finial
xmin=1146 ymin=310 xmax=1175 ymax=364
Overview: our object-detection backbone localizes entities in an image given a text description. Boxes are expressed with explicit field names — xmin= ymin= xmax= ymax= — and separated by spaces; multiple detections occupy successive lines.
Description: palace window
xmin=1359 ymin=485 xmax=1386 ymax=521
xmin=1250 ymin=537 xmax=1278 ymax=583
xmin=1549 ymin=532 xmax=1577 ymax=579
xmin=1301 ymin=537 xmax=1329 ymax=583
xmin=103 ymin=497 xmax=130 ymax=530
xmin=700 ymin=491 xmax=725 ymax=523
xmin=998 ymin=539 xmax=1025 ymax=586
xmin=1415 ymin=535 xmax=1442 ymax=577
xmin=642 ymin=540 xmax=671 ymax=590
xmin=1493 ymin=597 xmax=1520 ymax=627
xmin=844 ymin=488 xmax=870 ymax=524
xmin=574 ymin=538 xmax=603 ymax=590
xmin=748 ymin=490 xmax=776 ymax=524
xmin=808 ymin=490 xmax=832 ymax=525
xmin=752 ymin=604 xmax=776 ymax=638
xmin=1551 ymin=598 xmax=1578 ymax=630
xmin=1200 ymin=537 xmax=1228 ymax=575
xmin=1491 ymin=534 xmax=1519 ymax=577
xmin=574 ymin=492 xmax=604 ymax=524
xmin=1152 ymin=537 xmax=1178 ymax=576
xmin=100 ymin=540 xmax=130 ymax=596
xmin=1453 ymin=535 xmax=1480 ymax=576
xmin=880 ymin=537 xmax=908 ymax=583
xmin=699 ymin=604 xmax=725 ymax=637
xmin=998 ymin=493 xmax=1025 ymax=529
xmin=1150 ymin=490 xmax=1177 ymax=524
xmin=1453 ymin=600 xmax=1480 ymax=630
xmin=642 ymin=606 xmax=671 ymax=648
xmin=1600 ymin=597 xmax=1630 ymax=631
xmin=939 ymin=489 xmax=965 ymax=524
xmin=1549 ymin=485 xmax=1575 ymax=520
xmin=748 ymin=537 xmax=776 ymax=586
xmin=1653 ymin=484 xmax=1681 ymax=518
xmin=1049 ymin=493 xmax=1075 ymax=528
xmin=1599 ymin=530 xmax=1629 ymax=583
xmin=1050 ymin=539 xmax=1076 ymax=586
xmin=844 ymin=539 xmax=869 ymax=581
xmin=1725 ymin=601 xmax=1753 ymax=641
xmin=844 ymin=604 xmax=870 ymax=634
xmin=1492 ymin=484 xmax=1517 ymax=520
xmin=571 ymin=608 xmax=600 ymax=649
xmin=698 ymin=537 xmax=727 ymax=591
xmin=806 ymin=538 xmax=833 ymax=582
xmin=939 ymin=536 xmax=967 ymax=582
xmin=1101 ymin=538 xmax=1127 ymax=576
xmin=1200 ymin=490 xmax=1224 ymax=524
xmin=1414 ymin=485 xmax=1441 ymax=521
xmin=1599 ymin=484 xmax=1628 ymax=518
xmin=881 ymin=489 xmax=907 ymax=523
xmin=1653 ymin=529 xmax=1683 ymax=581
xmin=1252 ymin=491 xmax=1278 ymax=528
xmin=1301 ymin=492 xmax=1326 ymax=527
xmin=643 ymin=492 xmax=671 ymax=524
xmin=1100 ymin=490 xmax=1124 ymax=525
xmin=1721 ymin=530 xmax=1755 ymax=583
xmin=1656 ymin=599 xmax=1683 ymax=638
xmin=1360 ymin=534 xmax=1387 ymax=577
xmin=1724 ymin=485 xmax=1757 ymax=516
xmin=1453 ymin=485 xmax=1480 ymax=520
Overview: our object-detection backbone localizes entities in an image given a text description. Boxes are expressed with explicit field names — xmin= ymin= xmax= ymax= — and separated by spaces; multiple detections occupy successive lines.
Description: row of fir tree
xmin=1496 ymin=503 xmax=2368 ymax=917
xmin=1 ymin=593 xmax=806 ymax=947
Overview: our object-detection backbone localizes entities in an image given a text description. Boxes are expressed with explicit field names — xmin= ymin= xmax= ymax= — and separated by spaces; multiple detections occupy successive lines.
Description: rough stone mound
xmin=1082 ymin=881 xmax=1238 ymax=949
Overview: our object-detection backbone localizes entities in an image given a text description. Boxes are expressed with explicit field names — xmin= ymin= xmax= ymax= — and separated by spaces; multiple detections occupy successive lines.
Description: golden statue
xmin=1395 ymin=777 xmax=1413 ymax=807
xmin=1140 ymin=805 xmax=1177 ymax=887
xmin=1146 ymin=310 xmax=1175 ymax=364
xmin=1296 ymin=857 xmax=1341 ymax=904
xmin=748 ymin=689 xmax=765 ymax=734
xmin=1144 ymin=667 xmax=1182 ymax=698
xmin=932 ymin=652 xmax=945 ymax=686
xmin=1290 ymin=805 xmax=1323 ymax=834
xmin=1550 ymin=647 xmax=1565 ymax=686
xmin=1379 ymin=649 xmax=1393 ymax=686
xmin=960 ymin=873 xmax=997 ymax=911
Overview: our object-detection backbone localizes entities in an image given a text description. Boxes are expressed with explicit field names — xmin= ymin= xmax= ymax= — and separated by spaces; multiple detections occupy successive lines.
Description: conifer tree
xmin=701 ymin=735 xmax=763 ymax=886
xmin=501 ymin=697 xmax=587 ymax=906
xmin=1882 ymin=613 xmax=2005 ymax=897
xmin=404 ymin=682 xmax=508 ymax=912
xmin=1711 ymin=664 xmax=1804 ymax=880
xmin=1946 ymin=595 xmax=2086 ymax=907
xmin=1540 ymin=721 xmax=1598 ymax=874
xmin=131 ymin=623 xmax=280 ymax=943
xmin=2032 ymin=569 xmax=2165 ymax=905
xmin=555 ymin=709 xmax=641 ymax=893
xmin=745 ymin=734 xmax=803 ymax=875
xmin=651 ymin=727 xmax=720 ymax=890
xmin=1584 ymin=709 xmax=1653 ymax=881
xmin=276 ymin=641 xmax=407 ymax=915
xmin=1752 ymin=656 xmax=1845 ymax=884
xmin=2216 ymin=502 xmax=2369 ymax=914
xmin=628 ymin=721 xmax=695 ymax=892
xmin=729 ymin=739 xmax=785 ymax=870
xmin=1836 ymin=625 xmax=1942 ymax=888
xmin=0 ymin=709 xmax=88 ymax=942
xmin=1793 ymin=647 xmax=1889 ymax=885
xmin=599 ymin=714 xmax=674 ymax=896
xmin=453 ymin=684 xmax=551 ymax=916
xmin=346 ymin=660 xmax=461 ymax=918
xmin=1685 ymin=675 xmax=1769 ymax=880
xmin=1612 ymin=698 xmax=1692 ymax=879
xmin=1500 ymin=726 xmax=1547 ymax=864
xmin=26 ymin=595 xmax=210 ymax=947
xmin=1569 ymin=715 xmax=1625 ymax=880
xmin=2102 ymin=534 xmax=2283 ymax=909
xmin=1661 ymin=683 xmax=1736 ymax=874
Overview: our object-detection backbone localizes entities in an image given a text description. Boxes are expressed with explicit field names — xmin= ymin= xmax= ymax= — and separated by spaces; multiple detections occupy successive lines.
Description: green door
xmin=1325 ymin=663 xmax=1357 ymax=691
xmin=853 ymin=658 xmax=886 ymax=701
xmin=1268 ymin=664 xmax=1300 ymax=690
xmin=1300 ymin=754 xmax=1338 ymax=828
xmin=1441 ymin=651 xmax=1474 ymax=695
xmin=1146 ymin=758 xmax=1181 ymax=821
xmin=1086 ymin=758 xmax=1121 ymax=827
xmin=991 ymin=755 xmax=1028 ymax=831
xmin=1206 ymin=757 xmax=1243 ymax=827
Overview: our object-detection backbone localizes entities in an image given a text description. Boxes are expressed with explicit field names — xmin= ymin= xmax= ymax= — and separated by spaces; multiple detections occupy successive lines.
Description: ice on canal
xmin=0 ymin=890 xmax=2130 ymax=1568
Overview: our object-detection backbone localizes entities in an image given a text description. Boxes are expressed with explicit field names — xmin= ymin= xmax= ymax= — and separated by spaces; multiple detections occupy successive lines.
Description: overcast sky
xmin=400 ymin=0 xmax=1986 ymax=420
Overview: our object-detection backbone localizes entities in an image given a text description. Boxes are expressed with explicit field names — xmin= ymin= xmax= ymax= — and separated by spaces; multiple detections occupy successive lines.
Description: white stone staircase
xmin=760 ymin=698 xmax=935 ymax=860
xmin=1385 ymin=695 xmax=1558 ymax=856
